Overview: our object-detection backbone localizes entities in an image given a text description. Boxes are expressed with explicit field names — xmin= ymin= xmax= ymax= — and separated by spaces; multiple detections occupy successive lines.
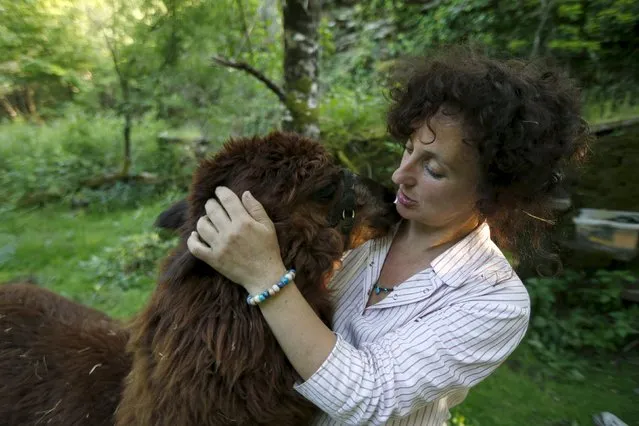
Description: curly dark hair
xmin=386 ymin=46 xmax=591 ymax=262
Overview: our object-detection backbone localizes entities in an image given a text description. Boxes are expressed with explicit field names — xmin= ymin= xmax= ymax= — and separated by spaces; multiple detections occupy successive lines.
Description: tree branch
xmin=211 ymin=56 xmax=287 ymax=105
xmin=530 ymin=0 xmax=554 ymax=58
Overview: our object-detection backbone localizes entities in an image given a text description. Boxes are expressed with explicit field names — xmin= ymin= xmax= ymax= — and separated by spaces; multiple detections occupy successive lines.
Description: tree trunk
xmin=25 ymin=86 xmax=37 ymax=116
xmin=24 ymin=85 xmax=43 ymax=122
xmin=105 ymin=30 xmax=134 ymax=177
xmin=122 ymin=109 xmax=132 ymax=176
xmin=156 ymin=0 xmax=182 ymax=120
xmin=282 ymin=0 xmax=320 ymax=139
xmin=0 ymin=97 xmax=20 ymax=120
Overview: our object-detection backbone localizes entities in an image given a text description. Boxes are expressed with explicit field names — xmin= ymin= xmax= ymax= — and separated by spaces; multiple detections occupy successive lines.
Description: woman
xmin=187 ymin=48 xmax=589 ymax=425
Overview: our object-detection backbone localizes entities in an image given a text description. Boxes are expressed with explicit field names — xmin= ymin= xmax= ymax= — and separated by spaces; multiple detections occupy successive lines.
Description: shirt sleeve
xmin=294 ymin=300 xmax=529 ymax=425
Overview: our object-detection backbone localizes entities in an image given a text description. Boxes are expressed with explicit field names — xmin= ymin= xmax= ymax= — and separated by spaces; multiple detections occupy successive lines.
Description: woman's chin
xmin=395 ymin=203 xmax=417 ymax=219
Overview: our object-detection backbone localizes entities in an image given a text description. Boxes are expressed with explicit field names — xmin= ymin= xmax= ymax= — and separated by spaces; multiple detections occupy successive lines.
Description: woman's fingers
xmin=187 ymin=231 xmax=214 ymax=263
xmin=196 ymin=215 xmax=217 ymax=245
xmin=242 ymin=191 xmax=272 ymax=228
xmin=205 ymin=197 xmax=230 ymax=228
xmin=215 ymin=187 xmax=250 ymax=221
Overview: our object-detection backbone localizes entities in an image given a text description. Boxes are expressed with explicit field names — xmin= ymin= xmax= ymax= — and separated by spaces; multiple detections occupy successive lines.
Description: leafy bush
xmin=525 ymin=269 xmax=639 ymax=373
xmin=80 ymin=231 xmax=177 ymax=295
xmin=320 ymin=86 xmax=402 ymax=185
xmin=0 ymin=112 xmax=192 ymax=209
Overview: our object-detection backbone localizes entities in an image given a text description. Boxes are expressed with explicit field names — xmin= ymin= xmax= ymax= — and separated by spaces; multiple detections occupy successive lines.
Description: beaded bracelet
xmin=246 ymin=269 xmax=296 ymax=306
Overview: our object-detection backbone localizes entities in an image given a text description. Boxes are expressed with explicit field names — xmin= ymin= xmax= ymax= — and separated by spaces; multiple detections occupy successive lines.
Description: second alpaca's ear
xmin=154 ymin=199 xmax=189 ymax=232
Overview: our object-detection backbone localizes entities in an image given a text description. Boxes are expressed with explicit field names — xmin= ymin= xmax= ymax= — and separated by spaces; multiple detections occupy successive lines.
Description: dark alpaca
xmin=0 ymin=284 xmax=130 ymax=426
xmin=116 ymin=132 xmax=398 ymax=426
xmin=0 ymin=131 xmax=398 ymax=426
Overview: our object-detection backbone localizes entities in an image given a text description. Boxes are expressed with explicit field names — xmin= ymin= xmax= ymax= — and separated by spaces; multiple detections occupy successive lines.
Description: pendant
xmin=373 ymin=283 xmax=393 ymax=295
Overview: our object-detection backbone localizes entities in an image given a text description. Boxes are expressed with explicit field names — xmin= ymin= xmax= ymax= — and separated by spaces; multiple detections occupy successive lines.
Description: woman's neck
xmin=398 ymin=215 xmax=481 ymax=255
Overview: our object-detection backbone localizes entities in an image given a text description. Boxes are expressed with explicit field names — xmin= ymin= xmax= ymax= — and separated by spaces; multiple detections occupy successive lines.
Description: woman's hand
xmin=187 ymin=186 xmax=287 ymax=293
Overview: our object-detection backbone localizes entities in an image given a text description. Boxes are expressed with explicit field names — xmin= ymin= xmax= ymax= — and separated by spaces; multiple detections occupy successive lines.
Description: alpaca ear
xmin=154 ymin=199 xmax=189 ymax=231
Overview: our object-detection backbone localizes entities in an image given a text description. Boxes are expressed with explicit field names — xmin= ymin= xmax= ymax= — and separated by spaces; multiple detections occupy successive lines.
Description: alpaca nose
xmin=355 ymin=176 xmax=394 ymax=202
xmin=355 ymin=175 xmax=398 ymax=210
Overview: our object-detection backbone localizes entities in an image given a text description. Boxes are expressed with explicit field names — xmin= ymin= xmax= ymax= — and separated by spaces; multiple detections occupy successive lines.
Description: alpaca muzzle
xmin=327 ymin=169 xmax=357 ymax=241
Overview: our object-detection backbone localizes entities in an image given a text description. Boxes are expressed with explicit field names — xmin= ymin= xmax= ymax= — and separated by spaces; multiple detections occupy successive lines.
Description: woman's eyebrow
xmin=412 ymin=143 xmax=452 ymax=171
xmin=424 ymin=149 xmax=451 ymax=170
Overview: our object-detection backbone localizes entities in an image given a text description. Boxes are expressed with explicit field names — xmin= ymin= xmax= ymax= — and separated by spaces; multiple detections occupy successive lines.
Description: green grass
xmin=457 ymin=346 xmax=638 ymax=425
xmin=1 ymin=203 xmax=637 ymax=425
xmin=0 ymin=202 xmax=172 ymax=317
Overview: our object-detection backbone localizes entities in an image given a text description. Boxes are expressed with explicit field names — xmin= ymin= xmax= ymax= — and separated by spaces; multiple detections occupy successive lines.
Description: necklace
xmin=372 ymin=281 xmax=394 ymax=295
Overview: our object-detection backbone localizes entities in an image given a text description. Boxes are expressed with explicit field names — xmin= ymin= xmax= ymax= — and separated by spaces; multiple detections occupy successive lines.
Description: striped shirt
xmin=294 ymin=222 xmax=530 ymax=425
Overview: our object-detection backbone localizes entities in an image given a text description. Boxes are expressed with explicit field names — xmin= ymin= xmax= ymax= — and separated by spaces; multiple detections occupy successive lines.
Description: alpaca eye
xmin=313 ymin=183 xmax=338 ymax=202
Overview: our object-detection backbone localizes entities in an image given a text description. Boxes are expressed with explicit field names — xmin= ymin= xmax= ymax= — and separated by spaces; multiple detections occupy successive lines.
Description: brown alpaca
xmin=0 ymin=283 xmax=116 ymax=328
xmin=0 ymin=283 xmax=130 ymax=426
xmin=0 ymin=131 xmax=397 ymax=426
xmin=116 ymin=132 xmax=398 ymax=426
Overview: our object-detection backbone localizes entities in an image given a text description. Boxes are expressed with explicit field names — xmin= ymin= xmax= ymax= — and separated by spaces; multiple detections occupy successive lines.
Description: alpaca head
xmin=185 ymin=131 xmax=399 ymax=289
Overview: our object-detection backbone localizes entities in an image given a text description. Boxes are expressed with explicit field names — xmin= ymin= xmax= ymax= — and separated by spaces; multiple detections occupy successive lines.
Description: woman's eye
xmin=425 ymin=165 xmax=444 ymax=179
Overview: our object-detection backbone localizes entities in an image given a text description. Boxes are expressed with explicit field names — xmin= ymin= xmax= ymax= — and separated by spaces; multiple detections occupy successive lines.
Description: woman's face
xmin=391 ymin=112 xmax=481 ymax=230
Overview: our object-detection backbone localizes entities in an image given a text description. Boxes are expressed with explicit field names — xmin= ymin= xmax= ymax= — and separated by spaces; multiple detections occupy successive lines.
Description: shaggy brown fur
xmin=116 ymin=132 xmax=398 ymax=426
xmin=1 ymin=283 xmax=115 ymax=328
xmin=0 ymin=131 xmax=397 ymax=426
xmin=0 ymin=284 xmax=130 ymax=426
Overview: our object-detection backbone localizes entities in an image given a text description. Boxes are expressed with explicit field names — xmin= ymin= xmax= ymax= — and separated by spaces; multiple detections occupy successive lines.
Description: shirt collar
xmin=430 ymin=221 xmax=496 ymax=287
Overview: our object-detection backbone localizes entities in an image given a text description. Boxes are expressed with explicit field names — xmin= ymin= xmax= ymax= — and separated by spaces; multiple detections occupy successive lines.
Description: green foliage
xmin=0 ymin=112 xmax=191 ymax=209
xmin=0 ymin=0 xmax=109 ymax=118
xmin=79 ymin=231 xmax=176 ymax=296
xmin=328 ymin=0 xmax=639 ymax=112
xmin=452 ymin=1 xmax=636 ymax=101
xmin=525 ymin=269 xmax=639 ymax=373
xmin=319 ymin=86 xmax=401 ymax=184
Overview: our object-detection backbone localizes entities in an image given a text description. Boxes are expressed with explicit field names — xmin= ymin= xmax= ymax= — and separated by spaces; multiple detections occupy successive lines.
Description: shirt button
xmin=392 ymin=293 xmax=398 ymax=299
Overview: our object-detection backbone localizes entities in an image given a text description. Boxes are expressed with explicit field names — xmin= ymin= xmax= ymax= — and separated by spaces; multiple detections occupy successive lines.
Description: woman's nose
xmin=392 ymin=162 xmax=417 ymax=187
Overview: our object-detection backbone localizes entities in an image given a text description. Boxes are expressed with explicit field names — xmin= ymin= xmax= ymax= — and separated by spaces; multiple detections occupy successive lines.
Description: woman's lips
xmin=397 ymin=190 xmax=418 ymax=207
